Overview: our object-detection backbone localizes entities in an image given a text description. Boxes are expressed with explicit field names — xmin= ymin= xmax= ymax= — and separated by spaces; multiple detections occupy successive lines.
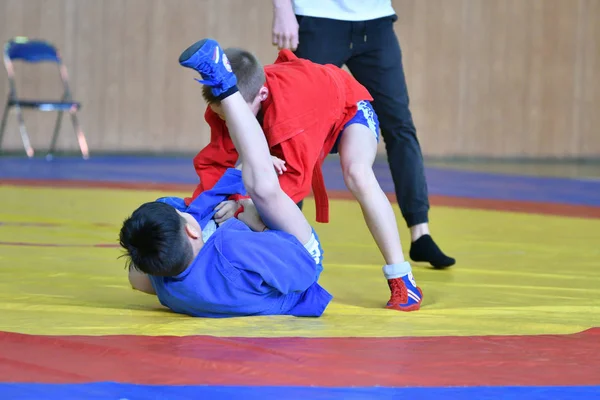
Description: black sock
xmin=409 ymin=234 xmax=455 ymax=269
xmin=216 ymin=85 xmax=239 ymax=101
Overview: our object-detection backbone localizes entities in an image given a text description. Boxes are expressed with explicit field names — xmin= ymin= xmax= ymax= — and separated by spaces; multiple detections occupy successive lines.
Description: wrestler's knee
xmin=342 ymin=161 xmax=375 ymax=196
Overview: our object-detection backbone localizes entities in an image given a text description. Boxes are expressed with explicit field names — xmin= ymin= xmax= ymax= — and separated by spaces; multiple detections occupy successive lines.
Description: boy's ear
xmin=258 ymin=86 xmax=269 ymax=101
xmin=184 ymin=223 xmax=200 ymax=239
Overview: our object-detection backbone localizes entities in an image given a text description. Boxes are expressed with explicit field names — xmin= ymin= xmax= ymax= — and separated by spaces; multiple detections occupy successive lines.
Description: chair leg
xmin=15 ymin=106 xmax=34 ymax=158
xmin=47 ymin=110 xmax=64 ymax=159
xmin=0 ymin=101 xmax=10 ymax=152
xmin=69 ymin=109 xmax=89 ymax=159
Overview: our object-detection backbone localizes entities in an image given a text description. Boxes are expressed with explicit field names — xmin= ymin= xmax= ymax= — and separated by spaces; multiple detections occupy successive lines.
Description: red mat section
xmin=1 ymin=329 xmax=599 ymax=387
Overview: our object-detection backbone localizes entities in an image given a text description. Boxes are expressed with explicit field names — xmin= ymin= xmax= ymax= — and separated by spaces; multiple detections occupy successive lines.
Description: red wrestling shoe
xmin=386 ymin=272 xmax=423 ymax=312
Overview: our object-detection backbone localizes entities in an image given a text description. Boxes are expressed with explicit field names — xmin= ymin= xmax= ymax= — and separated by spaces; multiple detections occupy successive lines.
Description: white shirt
xmin=293 ymin=0 xmax=395 ymax=22
xmin=202 ymin=219 xmax=218 ymax=242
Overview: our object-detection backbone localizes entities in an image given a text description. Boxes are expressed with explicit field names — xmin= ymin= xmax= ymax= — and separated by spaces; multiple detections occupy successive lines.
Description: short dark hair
xmin=119 ymin=202 xmax=194 ymax=277
xmin=202 ymin=47 xmax=265 ymax=104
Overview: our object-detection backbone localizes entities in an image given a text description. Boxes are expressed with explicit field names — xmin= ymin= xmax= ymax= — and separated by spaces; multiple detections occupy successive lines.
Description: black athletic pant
xmin=294 ymin=14 xmax=429 ymax=227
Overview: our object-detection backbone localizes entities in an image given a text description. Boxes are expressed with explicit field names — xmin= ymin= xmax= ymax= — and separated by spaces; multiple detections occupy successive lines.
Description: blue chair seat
xmin=8 ymin=99 xmax=81 ymax=111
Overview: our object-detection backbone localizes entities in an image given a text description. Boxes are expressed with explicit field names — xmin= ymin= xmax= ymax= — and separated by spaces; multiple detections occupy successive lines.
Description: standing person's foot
xmin=410 ymin=234 xmax=455 ymax=269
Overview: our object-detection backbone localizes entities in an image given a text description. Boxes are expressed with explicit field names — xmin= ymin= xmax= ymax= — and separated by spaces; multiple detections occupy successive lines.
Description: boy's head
xmin=202 ymin=47 xmax=268 ymax=118
xmin=119 ymin=202 xmax=203 ymax=277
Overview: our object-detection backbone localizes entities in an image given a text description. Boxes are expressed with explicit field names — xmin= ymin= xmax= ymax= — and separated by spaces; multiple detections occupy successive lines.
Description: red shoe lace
xmin=388 ymin=278 xmax=408 ymax=304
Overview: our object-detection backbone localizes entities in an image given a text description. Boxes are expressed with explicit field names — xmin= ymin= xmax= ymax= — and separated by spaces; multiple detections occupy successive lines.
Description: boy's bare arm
xmin=220 ymin=93 xmax=312 ymax=244
xmin=128 ymin=266 xmax=156 ymax=295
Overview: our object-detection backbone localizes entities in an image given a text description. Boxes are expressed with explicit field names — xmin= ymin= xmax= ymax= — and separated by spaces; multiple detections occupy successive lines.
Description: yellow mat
xmin=0 ymin=186 xmax=598 ymax=337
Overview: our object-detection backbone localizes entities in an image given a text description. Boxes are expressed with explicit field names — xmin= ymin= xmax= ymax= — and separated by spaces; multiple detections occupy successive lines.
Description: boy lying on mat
xmin=118 ymin=49 xmax=333 ymax=317
xmin=119 ymin=167 xmax=331 ymax=318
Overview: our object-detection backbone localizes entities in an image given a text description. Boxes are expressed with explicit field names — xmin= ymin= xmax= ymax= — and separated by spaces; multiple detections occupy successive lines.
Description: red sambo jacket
xmin=185 ymin=50 xmax=372 ymax=223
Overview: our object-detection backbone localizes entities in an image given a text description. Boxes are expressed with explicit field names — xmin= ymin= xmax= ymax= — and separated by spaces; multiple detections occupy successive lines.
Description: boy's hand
xmin=272 ymin=155 xmax=287 ymax=175
xmin=236 ymin=199 xmax=268 ymax=232
xmin=214 ymin=200 xmax=238 ymax=225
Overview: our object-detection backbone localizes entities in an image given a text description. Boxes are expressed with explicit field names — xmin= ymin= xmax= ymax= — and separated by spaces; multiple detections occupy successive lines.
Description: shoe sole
xmin=433 ymin=262 xmax=455 ymax=269
xmin=411 ymin=258 xmax=455 ymax=269
xmin=386 ymin=303 xmax=421 ymax=312
xmin=179 ymin=39 xmax=209 ymax=64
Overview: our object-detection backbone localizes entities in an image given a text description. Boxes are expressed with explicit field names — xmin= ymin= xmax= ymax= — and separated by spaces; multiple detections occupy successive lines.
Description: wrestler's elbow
xmin=128 ymin=266 xmax=156 ymax=295
xmin=245 ymin=174 xmax=281 ymax=203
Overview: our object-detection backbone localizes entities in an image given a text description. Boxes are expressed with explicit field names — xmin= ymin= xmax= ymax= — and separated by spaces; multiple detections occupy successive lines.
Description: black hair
xmin=202 ymin=47 xmax=265 ymax=104
xmin=119 ymin=202 xmax=194 ymax=277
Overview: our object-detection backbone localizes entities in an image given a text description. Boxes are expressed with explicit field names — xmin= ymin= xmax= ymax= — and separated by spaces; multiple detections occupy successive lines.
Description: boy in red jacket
xmin=180 ymin=38 xmax=423 ymax=311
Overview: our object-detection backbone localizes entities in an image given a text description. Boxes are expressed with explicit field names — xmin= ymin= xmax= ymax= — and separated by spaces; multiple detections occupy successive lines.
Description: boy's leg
xmin=338 ymin=111 xmax=422 ymax=311
xmin=338 ymin=124 xmax=404 ymax=264
xmin=179 ymin=39 xmax=312 ymax=245
xmin=345 ymin=17 xmax=454 ymax=268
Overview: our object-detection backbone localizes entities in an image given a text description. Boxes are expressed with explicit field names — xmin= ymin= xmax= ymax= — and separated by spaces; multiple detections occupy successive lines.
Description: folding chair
xmin=0 ymin=37 xmax=89 ymax=159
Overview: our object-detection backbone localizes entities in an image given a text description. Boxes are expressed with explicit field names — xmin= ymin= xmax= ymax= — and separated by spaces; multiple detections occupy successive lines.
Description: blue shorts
xmin=330 ymin=100 xmax=380 ymax=154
